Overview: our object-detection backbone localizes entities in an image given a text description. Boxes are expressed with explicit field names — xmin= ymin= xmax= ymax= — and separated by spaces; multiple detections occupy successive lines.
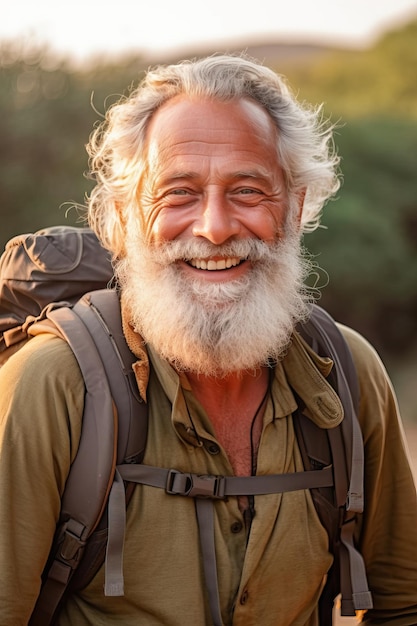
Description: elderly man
xmin=0 ymin=54 xmax=416 ymax=626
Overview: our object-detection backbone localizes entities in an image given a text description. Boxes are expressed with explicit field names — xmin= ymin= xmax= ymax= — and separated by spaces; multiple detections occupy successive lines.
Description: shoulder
xmin=0 ymin=333 xmax=85 ymax=431
xmin=337 ymin=323 xmax=387 ymax=381
xmin=1 ymin=333 xmax=83 ymax=389
xmin=0 ymin=334 xmax=85 ymax=494
xmin=336 ymin=323 xmax=400 ymax=441
xmin=337 ymin=323 xmax=382 ymax=366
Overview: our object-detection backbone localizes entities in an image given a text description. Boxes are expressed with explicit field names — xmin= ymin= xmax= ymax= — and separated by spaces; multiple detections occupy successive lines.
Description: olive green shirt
xmin=0 ymin=323 xmax=416 ymax=625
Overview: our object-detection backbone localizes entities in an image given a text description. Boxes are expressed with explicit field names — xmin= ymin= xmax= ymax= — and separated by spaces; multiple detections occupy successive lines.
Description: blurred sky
xmin=2 ymin=0 xmax=417 ymax=63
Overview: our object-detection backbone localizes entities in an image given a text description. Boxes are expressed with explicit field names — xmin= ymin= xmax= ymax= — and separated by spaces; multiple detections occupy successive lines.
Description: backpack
xmin=0 ymin=226 xmax=114 ymax=364
xmin=0 ymin=226 xmax=373 ymax=626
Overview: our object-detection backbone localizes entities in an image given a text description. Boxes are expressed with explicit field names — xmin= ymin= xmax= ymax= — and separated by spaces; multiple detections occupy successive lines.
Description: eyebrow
xmin=159 ymin=168 xmax=275 ymax=185
xmin=159 ymin=172 xmax=199 ymax=183
xmin=230 ymin=168 xmax=273 ymax=181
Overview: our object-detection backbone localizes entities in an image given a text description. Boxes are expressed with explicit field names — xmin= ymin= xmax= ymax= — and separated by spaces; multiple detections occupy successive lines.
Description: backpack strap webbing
xmin=116 ymin=461 xmax=336 ymax=626
xmin=296 ymin=305 xmax=372 ymax=620
xmin=29 ymin=303 xmax=118 ymax=626
xmin=29 ymin=290 xmax=147 ymax=626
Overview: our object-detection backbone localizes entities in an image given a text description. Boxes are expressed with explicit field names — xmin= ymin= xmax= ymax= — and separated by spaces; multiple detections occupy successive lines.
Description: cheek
xmin=139 ymin=179 xmax=196 ymax=244
xmin=243 ymin=205 xmax=288 ymax=242
xmin=138 ymin=190 xmax=171 ymax=243
xmin=143 ymin=208 xmax=191 ymax=244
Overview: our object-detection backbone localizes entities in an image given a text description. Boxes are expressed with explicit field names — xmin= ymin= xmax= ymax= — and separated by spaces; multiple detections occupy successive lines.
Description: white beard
xmin=116 ymin=232 xmax=311 ymax=377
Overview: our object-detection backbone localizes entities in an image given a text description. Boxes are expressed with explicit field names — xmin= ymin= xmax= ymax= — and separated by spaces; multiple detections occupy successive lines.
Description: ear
xmin=295 ymin=188 xmax=307 ymax=227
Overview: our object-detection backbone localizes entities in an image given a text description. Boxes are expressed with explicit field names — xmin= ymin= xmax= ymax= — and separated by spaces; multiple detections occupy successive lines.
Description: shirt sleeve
xmin=0 ymin=334 xmax=84 ymax=626
xmin=341 ymin=325 xmax=417 ymax=625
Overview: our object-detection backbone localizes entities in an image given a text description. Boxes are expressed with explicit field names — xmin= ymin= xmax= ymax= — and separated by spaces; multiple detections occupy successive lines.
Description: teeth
xmin=189 ymin=257 xmax=242 ymax=270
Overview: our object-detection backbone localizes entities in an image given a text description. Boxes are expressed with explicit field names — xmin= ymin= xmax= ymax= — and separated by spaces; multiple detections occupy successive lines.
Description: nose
xmin=192 ymin=191 xmax=240 ymax=244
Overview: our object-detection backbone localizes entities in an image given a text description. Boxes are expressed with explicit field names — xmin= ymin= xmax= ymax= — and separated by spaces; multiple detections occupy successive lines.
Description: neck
xmin=186 ymin=367 xmax=269 ymax=409
xmin=186 ymin=367 xmax=271 ymax=476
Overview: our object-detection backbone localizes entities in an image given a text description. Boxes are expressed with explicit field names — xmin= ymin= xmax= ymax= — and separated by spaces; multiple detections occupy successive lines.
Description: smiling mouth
xmin=188 ymin=257 xmax=245 ymax=271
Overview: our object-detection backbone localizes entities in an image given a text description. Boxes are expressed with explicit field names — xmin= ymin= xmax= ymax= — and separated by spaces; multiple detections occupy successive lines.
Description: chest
xmin=208 ymin=401 xmax=266 ymax=476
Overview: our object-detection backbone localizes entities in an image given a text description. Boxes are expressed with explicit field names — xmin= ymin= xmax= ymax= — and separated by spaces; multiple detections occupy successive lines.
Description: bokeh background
xmin=1 ymin=0 xmax=416 ymax=429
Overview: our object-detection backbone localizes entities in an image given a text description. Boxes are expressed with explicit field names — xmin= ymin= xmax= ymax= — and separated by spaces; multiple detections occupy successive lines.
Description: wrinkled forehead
xmin=143 ymin=95 xmax=279 ymax=168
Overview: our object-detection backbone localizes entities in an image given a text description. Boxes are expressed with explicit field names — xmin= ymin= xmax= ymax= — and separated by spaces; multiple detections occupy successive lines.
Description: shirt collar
xmin=280 ymin=331 xmax=344 ymax=428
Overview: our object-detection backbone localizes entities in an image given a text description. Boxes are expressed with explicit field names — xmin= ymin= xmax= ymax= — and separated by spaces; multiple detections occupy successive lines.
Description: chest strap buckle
xmin=166 ymin=470 xmax=226 ymax=500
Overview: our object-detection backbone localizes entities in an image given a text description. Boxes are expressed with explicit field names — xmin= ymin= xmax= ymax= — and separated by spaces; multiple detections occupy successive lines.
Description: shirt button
xmin=240 ymin=589 xmax=249 ymax=605
xmin=205 ymin=442 xmax=220 ymax=455
xmin=230 ymin=521 xmax=243 ymax=534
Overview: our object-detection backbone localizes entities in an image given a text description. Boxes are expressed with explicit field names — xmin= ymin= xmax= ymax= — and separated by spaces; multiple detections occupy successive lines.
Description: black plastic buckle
xmin=59 ymin=528 xmax=86 ymax=564
xmin=166 ymin=470 xmax=226 ymax=499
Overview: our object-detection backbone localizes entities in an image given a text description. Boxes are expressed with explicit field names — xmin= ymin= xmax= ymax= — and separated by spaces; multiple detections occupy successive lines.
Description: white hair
xmin=87 ymin=54 xmax=341 ymax=258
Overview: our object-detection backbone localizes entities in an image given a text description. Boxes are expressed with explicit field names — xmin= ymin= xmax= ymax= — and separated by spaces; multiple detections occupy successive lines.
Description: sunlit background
xmin=1 ymin=1 xmax=417 ymax=440
xmin=2 ymin=0 xmax=417 ymax=61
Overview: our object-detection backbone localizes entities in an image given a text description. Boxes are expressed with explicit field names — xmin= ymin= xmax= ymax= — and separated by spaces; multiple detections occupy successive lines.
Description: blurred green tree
xmin=305 ymin=117 xmax=417 ymax=356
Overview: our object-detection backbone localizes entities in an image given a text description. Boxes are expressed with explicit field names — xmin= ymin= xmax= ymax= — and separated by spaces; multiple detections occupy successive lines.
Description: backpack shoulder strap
xmin=71 ymin=290 xmax=148 ymax=596
xmin=29 ymin=289 xmax=147 ymax=625
xmin=73 ymin=289 xmax=147 ymax=465
xmin=295 ymin=304 xmax=372 ymax=621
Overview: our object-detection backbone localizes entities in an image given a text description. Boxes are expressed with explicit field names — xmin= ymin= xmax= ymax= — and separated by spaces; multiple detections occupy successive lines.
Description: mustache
xmin=144 ymin=237 xmax=296 ymax=267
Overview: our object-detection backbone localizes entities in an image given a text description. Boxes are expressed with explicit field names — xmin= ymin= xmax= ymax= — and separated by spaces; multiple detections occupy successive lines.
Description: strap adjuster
xmin=166 ymin=470 xmax=226 ymax=499
xmin=57 ymin=519 xmax=87 ymax=568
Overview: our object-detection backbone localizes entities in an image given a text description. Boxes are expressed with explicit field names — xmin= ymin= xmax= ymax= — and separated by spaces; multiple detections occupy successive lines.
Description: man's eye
xmin=238 ymin=188 xmax=260 ymax=195
xmin=162 ymin=188 xmax=195 ymax=205
xmin=169 ymin=189 xmax=189 ymax=196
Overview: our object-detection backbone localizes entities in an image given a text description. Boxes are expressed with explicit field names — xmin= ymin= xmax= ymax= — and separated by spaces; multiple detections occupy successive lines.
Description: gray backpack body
xmin=0 ymin=227 xmax=372 ymax=626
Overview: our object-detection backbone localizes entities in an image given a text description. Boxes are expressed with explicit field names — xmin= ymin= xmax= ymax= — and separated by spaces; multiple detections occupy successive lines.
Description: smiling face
xmin=117 ymin=96 xmax=309 ymax=376
xmin=138 ymin=96 xmax=300 ymax=283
